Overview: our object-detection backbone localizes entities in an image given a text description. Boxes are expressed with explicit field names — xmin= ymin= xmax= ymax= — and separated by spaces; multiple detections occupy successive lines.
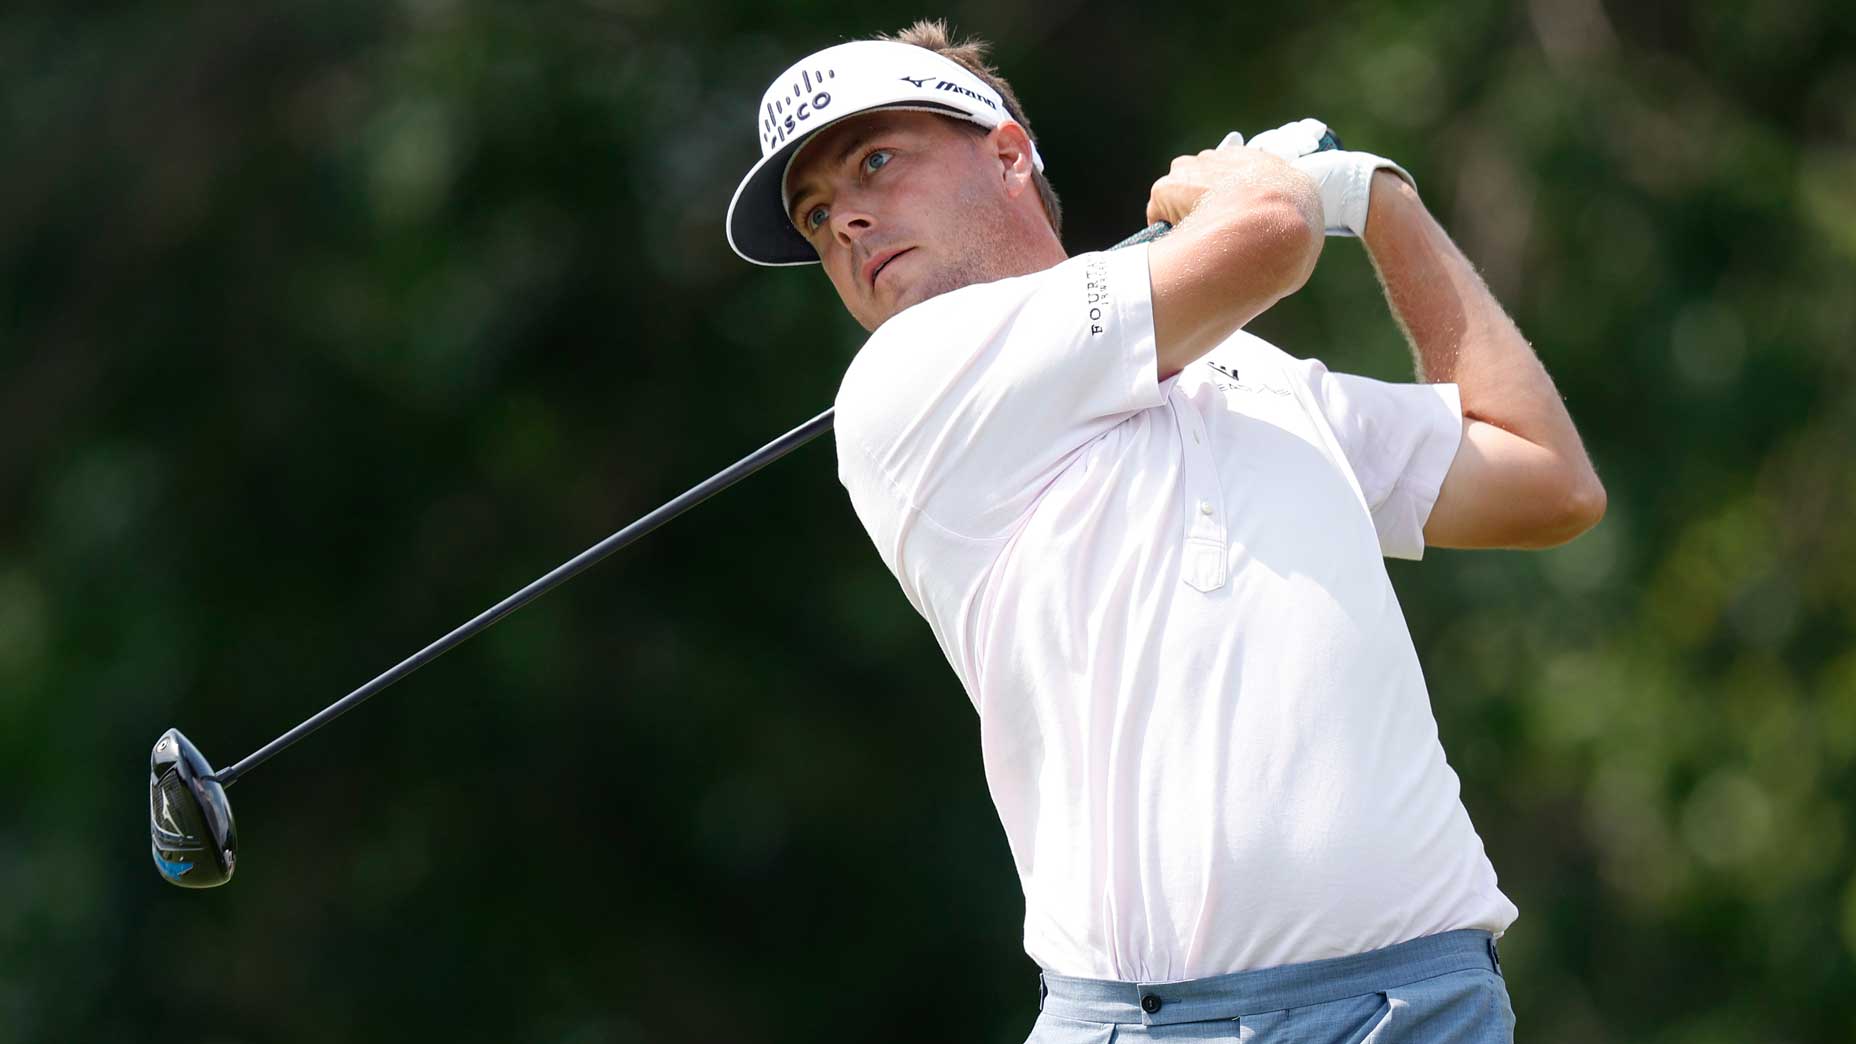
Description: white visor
xmin=725 ymin=39 xmax=1045 ymax=266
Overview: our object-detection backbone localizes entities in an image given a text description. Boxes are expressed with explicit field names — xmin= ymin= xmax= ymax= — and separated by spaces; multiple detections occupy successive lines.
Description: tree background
xmin=3 ymin=0 xmax=1853 ymax=1040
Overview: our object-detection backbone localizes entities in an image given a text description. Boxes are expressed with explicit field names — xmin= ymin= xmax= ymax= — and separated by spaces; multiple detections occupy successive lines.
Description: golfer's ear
xmin=989 ymin=122 xmax=1037 ymax=195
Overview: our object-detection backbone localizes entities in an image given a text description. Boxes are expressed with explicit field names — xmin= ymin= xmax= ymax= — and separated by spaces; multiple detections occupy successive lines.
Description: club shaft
xmin=207 ymin=191 xmax=1249 ymax=786
xmin=212 ymin=407 xmax=837 ymax=787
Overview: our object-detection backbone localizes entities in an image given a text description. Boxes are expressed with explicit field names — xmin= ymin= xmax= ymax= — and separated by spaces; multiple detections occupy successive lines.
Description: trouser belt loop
xmin=1488 ymin=937 xmax=1503 ymax=975
xmin=1038 ymin=971 xmax=1049 ymax=1010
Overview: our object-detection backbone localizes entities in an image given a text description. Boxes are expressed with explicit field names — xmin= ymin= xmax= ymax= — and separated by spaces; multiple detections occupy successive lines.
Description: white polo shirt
xmin=833 ymin=245 xmax=1518 ymax=982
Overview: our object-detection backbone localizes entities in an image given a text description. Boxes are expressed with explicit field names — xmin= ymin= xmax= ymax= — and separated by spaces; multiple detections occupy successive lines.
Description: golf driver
xmin=149 ymin=406 xmax=833 ymax=887
xmin=149 ymin=129 xmax=1343 ymax=888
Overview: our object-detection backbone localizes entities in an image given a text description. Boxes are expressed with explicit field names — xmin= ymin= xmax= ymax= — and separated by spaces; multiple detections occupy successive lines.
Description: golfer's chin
xmin=860 ymin=282 xmax=928 ymax=331
xmin=886 ymin=283 xmax=931 ymax=317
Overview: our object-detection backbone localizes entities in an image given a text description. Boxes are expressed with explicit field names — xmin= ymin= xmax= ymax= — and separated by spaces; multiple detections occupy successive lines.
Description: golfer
xmin=727 ymin=22 xmax=1604 ymax=1043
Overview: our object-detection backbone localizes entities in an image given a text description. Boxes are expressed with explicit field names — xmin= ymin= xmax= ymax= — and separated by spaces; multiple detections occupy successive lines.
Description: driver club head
xmin=149 ymin=728 xmax=237 ymax=888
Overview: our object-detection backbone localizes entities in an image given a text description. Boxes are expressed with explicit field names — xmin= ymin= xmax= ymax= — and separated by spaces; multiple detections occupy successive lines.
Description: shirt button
xmin=1193 ymin=430 xmax=1202 ymax=444
xmin=1141 ymin=993 xmax=1163 ymax=1014
xmin=1198 ymin=500 xmax=1214 ymax=516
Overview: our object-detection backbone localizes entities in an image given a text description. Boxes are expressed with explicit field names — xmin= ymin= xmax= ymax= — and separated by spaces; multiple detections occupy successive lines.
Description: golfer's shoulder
xmin=836 ymin=262 xmax=1075 ymax=430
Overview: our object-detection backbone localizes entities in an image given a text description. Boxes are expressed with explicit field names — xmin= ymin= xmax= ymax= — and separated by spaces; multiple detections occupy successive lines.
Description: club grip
xmin=1110 ymin=128 xmax=1344 ymax=251
xmin=1110 ymin=221 xmax=1174 ymax=251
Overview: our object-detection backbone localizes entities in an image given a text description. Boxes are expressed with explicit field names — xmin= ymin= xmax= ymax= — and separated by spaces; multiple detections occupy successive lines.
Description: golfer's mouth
xmin=865 ymin=248 xmax=912 ymax=290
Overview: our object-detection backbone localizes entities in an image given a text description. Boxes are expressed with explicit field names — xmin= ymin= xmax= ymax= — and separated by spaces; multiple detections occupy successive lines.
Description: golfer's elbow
xmin=1567 ymin=468 xmax=1608 ymax=537
xmin=1526 ymin=467 xmax=1608 ymax=549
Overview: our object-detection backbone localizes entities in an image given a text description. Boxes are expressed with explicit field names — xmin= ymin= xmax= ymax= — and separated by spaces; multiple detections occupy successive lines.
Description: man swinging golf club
xmin=726 ymin=21 xmax=1605 ymax=1042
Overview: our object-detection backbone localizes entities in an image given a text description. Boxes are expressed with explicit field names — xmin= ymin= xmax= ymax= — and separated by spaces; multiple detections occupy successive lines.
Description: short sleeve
xmin=834 ymin=247 xmax=1165 ymax=548
xmin=1284 ymin=357 xmax=1463 ymax=560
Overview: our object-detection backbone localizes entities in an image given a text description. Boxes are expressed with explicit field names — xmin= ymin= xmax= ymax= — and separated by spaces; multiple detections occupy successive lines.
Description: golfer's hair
xmin=876 ymin=19 xmax=1064 ymax=238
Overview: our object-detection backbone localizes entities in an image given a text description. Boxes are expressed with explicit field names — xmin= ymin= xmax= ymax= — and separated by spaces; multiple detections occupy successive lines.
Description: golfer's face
xmin=784 ymin=111 xmax=992 ymax=330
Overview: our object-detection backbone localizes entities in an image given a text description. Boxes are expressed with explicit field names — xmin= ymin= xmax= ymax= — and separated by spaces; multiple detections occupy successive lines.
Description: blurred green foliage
xmin=2 ymin=0 xmax=1853 ymax=1040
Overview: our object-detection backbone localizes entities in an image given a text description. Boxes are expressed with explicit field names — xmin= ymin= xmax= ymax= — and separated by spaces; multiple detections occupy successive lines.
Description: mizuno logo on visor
xmin=898 ymin=74 xmax=999 ymax=110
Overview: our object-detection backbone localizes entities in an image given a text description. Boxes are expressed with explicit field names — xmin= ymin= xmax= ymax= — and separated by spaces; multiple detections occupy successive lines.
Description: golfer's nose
xmin=831 ymin=205 xmax=876 ymax=247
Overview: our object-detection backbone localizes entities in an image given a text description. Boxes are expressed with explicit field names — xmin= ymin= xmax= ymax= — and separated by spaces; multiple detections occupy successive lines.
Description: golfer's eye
xmin=862 ymin=149 xmax=892 ymax=174
xmin=804 ymin=204 xmax=829 ymax=233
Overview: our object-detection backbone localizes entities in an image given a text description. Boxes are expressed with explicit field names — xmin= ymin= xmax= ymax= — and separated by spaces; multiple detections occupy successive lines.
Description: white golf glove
xmin=1244 ymin=118 xmax=1416 ymax=238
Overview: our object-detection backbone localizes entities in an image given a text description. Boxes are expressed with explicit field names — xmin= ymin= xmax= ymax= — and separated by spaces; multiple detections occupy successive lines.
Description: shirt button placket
xmin=1172 ymin=389 xmax=1228 ymax=593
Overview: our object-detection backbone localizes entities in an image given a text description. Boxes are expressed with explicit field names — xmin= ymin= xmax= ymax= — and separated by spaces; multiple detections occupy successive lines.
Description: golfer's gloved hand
xmin=1245 ymin=118 xmax=1416 ymax=238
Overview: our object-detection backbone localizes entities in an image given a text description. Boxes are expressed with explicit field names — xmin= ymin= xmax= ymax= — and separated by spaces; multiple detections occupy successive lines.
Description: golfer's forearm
xmin=1362 ymin=173 xmax=1594 ymax=472
xmin=1151 ymin=175 xmax=1322 ymax=378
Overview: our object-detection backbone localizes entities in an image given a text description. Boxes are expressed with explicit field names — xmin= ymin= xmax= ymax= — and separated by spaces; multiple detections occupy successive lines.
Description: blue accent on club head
xmin=156 ymin=855 xmax=195 ymax=880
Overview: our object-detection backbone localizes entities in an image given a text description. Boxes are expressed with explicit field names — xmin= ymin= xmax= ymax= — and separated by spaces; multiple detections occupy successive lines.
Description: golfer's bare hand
xmin=1145 ymin=144 xmax=1314 ymax=228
